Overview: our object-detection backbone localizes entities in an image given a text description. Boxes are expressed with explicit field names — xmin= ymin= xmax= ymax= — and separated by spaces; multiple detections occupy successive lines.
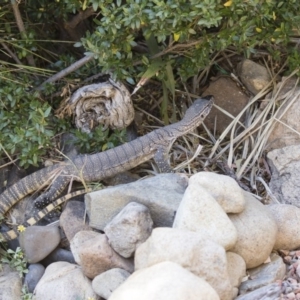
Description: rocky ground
xmin=1 ymin=59 xmax=300 ymax=299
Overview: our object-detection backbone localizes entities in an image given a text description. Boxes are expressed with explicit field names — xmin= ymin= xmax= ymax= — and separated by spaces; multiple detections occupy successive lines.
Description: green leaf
xmin=164 ymin=62 xmax=175 ymax=98
xmin=142 ymin=55 xmax=149 ymax=65
xmin=73 ymin=42 xmax=82 ymax=47
xmin=145 ymin=34 xmax=160 ymax=55
xmin=132 ymin=60 xmax=165 ymax=94
xmin=92 ymin=2 xmax=98 ymax=11
xmin=161 ymin=83 xmax=169 ymax=124
xmin=44 ymin=106 xmax=51 ymax=117
xmin=188 ymin=28 xmax=196 ymax=34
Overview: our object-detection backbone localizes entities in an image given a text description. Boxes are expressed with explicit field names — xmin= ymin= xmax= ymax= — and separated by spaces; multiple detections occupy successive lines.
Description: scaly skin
xmin=0 ymin=189 xmax=89 ymax=242
xmin=0 ymin=96 xmax=214 ymax=217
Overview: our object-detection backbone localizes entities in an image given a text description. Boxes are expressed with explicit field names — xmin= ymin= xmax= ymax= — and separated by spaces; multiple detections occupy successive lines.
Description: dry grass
xmin=167 ymin=67 xmax=300 ymax=202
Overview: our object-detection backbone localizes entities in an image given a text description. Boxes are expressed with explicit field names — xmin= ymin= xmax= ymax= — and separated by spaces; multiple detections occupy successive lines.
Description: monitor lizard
xmin=0 ymin=96 xmax=213 ymax=240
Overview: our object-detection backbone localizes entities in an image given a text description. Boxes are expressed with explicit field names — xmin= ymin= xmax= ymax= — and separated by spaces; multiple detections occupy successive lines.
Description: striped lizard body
xmin=0 ymin=189 xmax=89 ymax=241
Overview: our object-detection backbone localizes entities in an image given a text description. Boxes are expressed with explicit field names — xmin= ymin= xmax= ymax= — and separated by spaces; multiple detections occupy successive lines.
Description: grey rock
xmin=237 ymin=59 xmax=271 ymax=95
xmin=24 ymin=263 xmax=45 ymax=293
xmin=92 ymin=268 xmax=130 ymax=299
xmin=60 ymin=200 xmax=92 ymax=242
xmin=203 ymin=76 xmax=249 ymax=133
xmin=110 ymin=261 xmax=220 ymax=300
xmin=70 ymin=231 xmax=134 ymax=279
xmin=103 ymin=171 xmax=140 ymax=186
xmin=41 ymin=248 xmax=75 ymax=267
xmin=0 ymin=264 xmax=22 ymax=300
xmin=104 ymin=202 xmax=153 ymax=258
xmin=85 ymin=173 xmax=188 ymax=230
xmin=19 ymin=225 xmax=61 ymax=263
xmin=267 ymin=144 xmax=300 ymax=207
xmin=235 ymin=282 xmax=282 ymax=300
xmin=239 ymin=253 xmax=286 ymax=295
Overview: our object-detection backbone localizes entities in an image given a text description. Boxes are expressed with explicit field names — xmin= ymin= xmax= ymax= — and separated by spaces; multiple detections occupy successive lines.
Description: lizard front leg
xmin=154 ymin=147 xmax=173 ymax=173
xmin=34 ymin=175 xmax=70 ymax=209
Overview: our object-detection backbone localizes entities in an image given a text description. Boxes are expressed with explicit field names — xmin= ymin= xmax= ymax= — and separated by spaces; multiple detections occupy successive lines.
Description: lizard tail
xmin=0 ymin=189 xmax=90 ymax=241
xmin=0 ymin=165 xmax=62 ymax=215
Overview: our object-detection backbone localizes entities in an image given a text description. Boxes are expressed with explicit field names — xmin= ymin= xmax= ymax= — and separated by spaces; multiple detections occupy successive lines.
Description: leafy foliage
xmin=1 ymin=247 xmax=28 ymax=277
xmin=21 ymin=285 xmax=33 ymax=300
xmin=72 ymin=127 xmax=127 ymax=153
xmin=81 ymin=0 xmax=300 ymax=80
xmin=0 ymin=77 xmax=54 ymax=167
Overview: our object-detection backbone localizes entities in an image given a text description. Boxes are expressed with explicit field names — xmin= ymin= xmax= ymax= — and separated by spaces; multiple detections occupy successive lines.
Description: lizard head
xmin=183 ymin=95 xmax=214 ymax=125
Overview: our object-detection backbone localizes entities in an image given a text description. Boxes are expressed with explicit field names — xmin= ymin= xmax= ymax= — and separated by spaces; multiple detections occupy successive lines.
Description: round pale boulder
xmin=267 ymin=204 xmax=300 ymax=250
xmin=173 ymin=184 xmax=237 ymax=250
xmin=226 ymin=252 xmax=246 ymax=298
xmin=189 ymin=171 xmax=245 ymax=213
xmin=135 ymin=227 xmax=232 ymax=300
xmin=109 ymin=261 xmax=220 ymax=300
xmin=228 ymin=192 xmax=277 ymax=268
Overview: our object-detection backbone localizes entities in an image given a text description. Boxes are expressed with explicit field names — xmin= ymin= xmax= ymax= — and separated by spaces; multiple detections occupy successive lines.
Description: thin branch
xmin=11 ymin=0 xmax=36 ymax=67
xmin=36 ymin=54 xmax=95 ymax=90
xmin=0 ymin=42 xmax=23 ymax=65
xmin=0 ymin=158 xmax=18 ymax=170
xmin=66 ymin=7 xmax=95 ymax=29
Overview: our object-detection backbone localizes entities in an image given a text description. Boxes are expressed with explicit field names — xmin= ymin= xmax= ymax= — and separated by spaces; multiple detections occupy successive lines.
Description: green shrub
xmin=0 ymin=77 xmax=54 ymax=168
xmin=80 ymin=0 xmax=300 ymax=80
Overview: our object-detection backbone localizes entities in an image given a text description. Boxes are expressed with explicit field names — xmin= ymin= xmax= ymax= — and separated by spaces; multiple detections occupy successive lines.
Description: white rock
xmin=173 ymin=184 xmax=237 ymax=250
xmin=226 ymin=252 xmax=246 ymax=299
xmin=34 ymin=262 xmax=98 ymax=300
xmin=228 ymin=192 xmax=277 ymax=268
xmin=0 ymin=264 xmax=22 ymax=300
xmin=104 ymin=202 xmax=153 ymax=258
xmin=267 ymin=204 xmax=300 ymax=250
xmin=70 ymin=231 xmax=133 ymax=279
xmin=110 ymin=261 xmax=220 ymax=300
xmin=189 ymin=172 xmax=245 ymax=213
xmin=135 ymin=227 xmax=232 ymax=300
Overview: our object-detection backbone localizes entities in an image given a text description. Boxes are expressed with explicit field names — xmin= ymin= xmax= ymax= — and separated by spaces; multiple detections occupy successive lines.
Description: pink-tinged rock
xmin=70 ymin=231 xmax=134 ymax=279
